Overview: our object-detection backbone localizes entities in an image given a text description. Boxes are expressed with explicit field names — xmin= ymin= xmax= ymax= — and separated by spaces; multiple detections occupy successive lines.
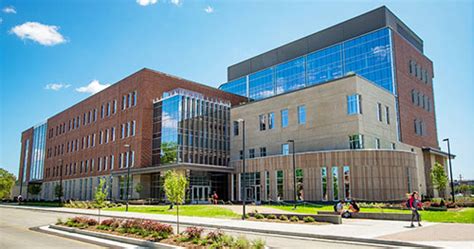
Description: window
xmin=233 ymin=121 xmax=239 ymax=136
xmin=126 ymin=122 xmax=130 ymax=137
xmin=99 ymin=130 xmax=103 ymax=144
xmin=111 ymin=127 xmax=115 ymax=141
xmin=281 ymin=109 xmax=288 ymax=127
xmin=105 ymin=129 xmax=109 ymax=143
xmin=282 ymin=143 xmax=289 ymax=155
xmin=131 ymin=120 xmax=136 ymax=136
xmin=121 ymin=124 xmax=125 ymax=139
xmin=106 ymin=102 xmax=110 ymax=116
xmin=128 ymin=93 xmax=132 ymax=108
xmin=375 ymin=138 xmax=381 ymax=149
xmin=132 ymin=91 xmax=137 ymax=106
xmin=276 ymin=170 xmax=284 ymax=200
xmin=297 ymin=105 xmax=306 ymax=124
xmin=391 ymin=143 xmax=396 ymax=150
xmin=100 ymin=105 xmax=104 ymax=119
xmin=385 ymin=106 xmax=390 ymax=124
xmin=343 ymin=166 xmax=350 ymax=200
xmin=347 ymin=94 xmax=361 ymax=115
xmin=259 ymin=114 xmax=266 ymax=131
xmin=377 ymin=103 xmax=382 ymax=122
xmin=113 ymin=100 xmax=117 ymax=114
xmin=239 ymin=150 xmax=243 ymax=160
xmin=249 ymin=149 xmax=255 ymax=158
xmin=321 ymin=167 xmax=328 ymax=201
xmin=349 ymin=134 xmax=364 ymax=149
xmin=122 ymin=95 xmax=127 ymax=110
xmin=110 ymin=155 xmax=114 ymax=170
xmin=296 ymin=168 xmax=304 ymax=200
xmin=414 ymin=119 xmax=425 ymax=136
xmin=332 ymin=166 xmax=339 ymax=201
xmin=265 ymin=171 xmax=270 ymax=200
xmin=268 ymin=112 xmax=274 ymax=129
xmin=259 ymin=147 xmax=266 ymax=157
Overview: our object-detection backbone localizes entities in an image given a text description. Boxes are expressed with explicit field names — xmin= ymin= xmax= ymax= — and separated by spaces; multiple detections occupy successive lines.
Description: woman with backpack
xmin=408 ymin=191 xmax=423 ymax=227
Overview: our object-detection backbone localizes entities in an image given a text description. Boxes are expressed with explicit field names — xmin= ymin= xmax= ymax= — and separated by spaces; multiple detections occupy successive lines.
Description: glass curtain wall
xmin=30 ymin=122 xmax=47 ymax=181
xmin=219 ymin=28 xmax=394 ymax=100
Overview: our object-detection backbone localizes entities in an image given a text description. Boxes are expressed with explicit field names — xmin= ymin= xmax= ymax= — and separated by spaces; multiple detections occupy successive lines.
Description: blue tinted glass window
xmin=249 ymin=68 xmax=274 ymax=100
xmin=347 ymin=94 xmax=361 ymax=115
xmin=282 ymin=143 xmax=289 ymax=155
xmin=298 ymin=105 xmax=306 ymax=124
xmin=281 ymin=109 xmax=289 ymax=127
xmin=307 ymin=44 xmax=343 ymax=86
xmin=268 ymin=112 xmax=275 ymax=129
xmin=275 ymin=57 xmax=306 ymax=94
xmin=219 ymin=77 xmax=247 ymax=97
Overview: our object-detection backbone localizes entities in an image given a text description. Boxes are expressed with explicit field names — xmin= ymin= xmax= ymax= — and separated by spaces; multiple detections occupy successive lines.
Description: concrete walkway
xmin=2 ymin=204 xmax=473 ymax=248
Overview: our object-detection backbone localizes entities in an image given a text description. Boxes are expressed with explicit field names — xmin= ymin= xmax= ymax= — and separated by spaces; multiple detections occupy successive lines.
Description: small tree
xmin=28 ymin=184 xmax=42 ymax=200
xmin=164 ymin=170 xmax=188 ymax=233
xmin=94 ymin=178 xmax=108 ymax=223
xmin=54 ymin=184 xmax=63 ymax=202
xmin=0 ymin=168 xmax=16 ymax=199
xmin=135 ymin=182 xmax=143 ymax=197
xmin=431 ymin=162 xmax=448 ymax=198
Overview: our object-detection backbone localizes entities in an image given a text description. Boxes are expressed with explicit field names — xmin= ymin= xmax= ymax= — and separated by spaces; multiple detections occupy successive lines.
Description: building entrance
xmin=191 ymin=185 xmax=211 ymax=204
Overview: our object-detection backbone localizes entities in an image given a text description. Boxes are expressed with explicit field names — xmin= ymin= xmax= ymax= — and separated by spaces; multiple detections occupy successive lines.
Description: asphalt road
xmin=0 ymin=206 xmax=385 ymax=248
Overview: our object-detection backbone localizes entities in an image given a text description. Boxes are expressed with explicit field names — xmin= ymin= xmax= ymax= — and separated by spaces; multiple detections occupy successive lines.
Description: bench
xmin=317 ymin=211 xmax=412 ymax=221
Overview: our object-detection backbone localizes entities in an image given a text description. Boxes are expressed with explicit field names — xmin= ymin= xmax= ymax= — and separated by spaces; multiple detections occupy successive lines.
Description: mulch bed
xmin=245 ymin=217 xmax=326 ymax=225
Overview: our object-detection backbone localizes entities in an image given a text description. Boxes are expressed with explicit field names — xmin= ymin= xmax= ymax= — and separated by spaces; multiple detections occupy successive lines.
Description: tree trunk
xmin=98 ymin=208 xmax=101 ymax=224
xmin=176 ymin=204 xmax=180 ymax=234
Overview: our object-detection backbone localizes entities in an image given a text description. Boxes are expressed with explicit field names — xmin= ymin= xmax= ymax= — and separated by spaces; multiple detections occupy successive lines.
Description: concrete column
xmin=112 ymin=175 xmax=120 ymax=200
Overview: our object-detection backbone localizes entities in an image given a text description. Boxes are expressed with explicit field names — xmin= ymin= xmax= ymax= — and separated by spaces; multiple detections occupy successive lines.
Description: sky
xmin=0 ymin=0 xmax=473 ymax=180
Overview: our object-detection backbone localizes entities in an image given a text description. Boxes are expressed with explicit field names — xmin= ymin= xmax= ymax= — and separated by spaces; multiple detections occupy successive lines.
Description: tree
xmin=455 ymin=184 xmax=470 ymax=197
xmin=431 ymin=162 xmax=448 ymax=198
xmin=54 ymin=184 xmax=64 ymax=201
xmin=94 ymin=178 xmax=108 ymax=223
xmin=135 ymin=182 xmax=143 ymax=197
xmin=0 ymin=168 xmax=16 ymax=199
xmin=28 ymin=184 xmax=42 ymax=200
xmin=163 ymin=170 xmax=188 ymax=233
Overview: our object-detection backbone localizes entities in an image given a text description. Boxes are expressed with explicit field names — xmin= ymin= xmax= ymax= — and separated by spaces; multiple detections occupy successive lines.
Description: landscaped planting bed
xmin=246 ymin=212 xmax=327 ymax=225
xmin=57 ymin=216 xmax=266 ymax=248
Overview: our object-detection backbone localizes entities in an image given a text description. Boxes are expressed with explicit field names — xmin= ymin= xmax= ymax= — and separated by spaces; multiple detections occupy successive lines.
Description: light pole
xmin=287 ymin=140 xmax=297 ymax=210
xmin=443 ymin=138 xmax=455 ymax=202
xmin=237 ymin=119 xmax=246 ymax=220
xmin=124 ymin=144 xmax=132 ymax=212
xmin=59 ymin=159 xmax=63 ymax=203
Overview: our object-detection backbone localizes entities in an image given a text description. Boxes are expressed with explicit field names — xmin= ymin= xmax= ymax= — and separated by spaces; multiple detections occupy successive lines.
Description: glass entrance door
xmin=191 ymin=185 xmax=210 ymax=204
xmin=245 ymin=185 xmax=261 ymax=204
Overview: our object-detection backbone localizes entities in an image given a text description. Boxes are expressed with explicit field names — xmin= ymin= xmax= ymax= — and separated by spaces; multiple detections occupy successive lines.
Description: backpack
xmin=405 ymin=199 xmax=411 ymax=208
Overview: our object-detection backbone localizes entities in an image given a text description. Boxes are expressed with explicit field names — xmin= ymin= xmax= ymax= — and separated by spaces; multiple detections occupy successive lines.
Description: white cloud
xmin=10 ymin=22 xmax=66 ymax=46
xmin=204 ymin=6 xmax=214 ymax=13
xmin=45 ymin=83 xmax=71 ymax=91
xmin=136 ymin=0 xmax=158 ymax=6
xmin=3 ymin=6 xmax=16 ymax=14
xmin=170 ymin=0 xmax=182 ymax=6
xmin=75 ymin=80 xmax=110 ymax=95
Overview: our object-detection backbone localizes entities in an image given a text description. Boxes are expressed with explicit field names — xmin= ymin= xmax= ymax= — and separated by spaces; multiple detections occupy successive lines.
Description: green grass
xmin=105 ymin=205 xmax=240 ymax=218
xmin=269 ymin=205 xmax=474 ymax=223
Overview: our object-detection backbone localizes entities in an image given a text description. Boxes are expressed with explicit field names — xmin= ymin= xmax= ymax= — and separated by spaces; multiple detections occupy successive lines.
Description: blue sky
xmin=0 ymin=0 xmax=473 ymax=180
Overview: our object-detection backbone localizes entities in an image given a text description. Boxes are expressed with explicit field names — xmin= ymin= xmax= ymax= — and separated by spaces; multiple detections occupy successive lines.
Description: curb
xmin=0 ymin=204 xmax=438 ymax=248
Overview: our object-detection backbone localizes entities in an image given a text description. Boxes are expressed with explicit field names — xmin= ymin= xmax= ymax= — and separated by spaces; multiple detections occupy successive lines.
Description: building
xmin=17 ymin=6 xmax=452 ymax=202
xmin=220 ymin=6 xmax=452 ymax=201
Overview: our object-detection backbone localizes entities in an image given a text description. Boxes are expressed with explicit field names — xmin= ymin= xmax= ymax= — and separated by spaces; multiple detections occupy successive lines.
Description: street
xmin=0 ymin=206 xmax=385 ymax=248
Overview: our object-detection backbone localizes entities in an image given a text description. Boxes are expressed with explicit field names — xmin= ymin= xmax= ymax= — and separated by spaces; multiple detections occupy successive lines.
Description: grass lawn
xmin=105 ymin=205 xmax=240 ymax=218
xmin=269 ymin=205 xmax=474 ymax=223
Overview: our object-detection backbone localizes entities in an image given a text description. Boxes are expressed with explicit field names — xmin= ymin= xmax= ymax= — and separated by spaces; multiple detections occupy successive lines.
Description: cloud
xmin=170 ymin=0 xmax=182 ymax=6
xmin=204 ymin=6 xmax=214 ymax=13
xmin=136 ymin=0 xmax=158 ymax=6
xmin=45 ymin=83 xmax=71 ymax=91
xmin=10 ymin=22 xmax=66 ymax=46
xmin=75 ymin=80 xmax=110 ymax=95
xmin=3 ymin=6 xmax=16 ymax=14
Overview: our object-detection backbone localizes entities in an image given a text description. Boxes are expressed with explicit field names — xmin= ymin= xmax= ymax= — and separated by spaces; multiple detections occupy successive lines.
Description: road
xmin=0 ymin=206 xmax=385 ymax=248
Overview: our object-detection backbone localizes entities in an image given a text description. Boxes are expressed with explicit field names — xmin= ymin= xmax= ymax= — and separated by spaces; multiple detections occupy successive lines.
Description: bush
xmin=184 ymin=226 xmax=204 ymax=240
xmin=252 ymin=238 xmax=266 ymax=249
xmin=303 ymin=216 xmax=315 ymax=223
xmin=290 ymin=216 xmax=299 ymax=222
xmin=56 ymin=218 xmax=63 ymax=225
xmin=254 ymin=213 xmax=265 ymax=219
xmin=279 ymin=215 xmax=288 ymax=221
xmin=100 ymin=219 xmax=115 ymax=227
xmin=266 ymin=214 xmax=276 ymax=219
xmin=206 ymin=229 xmax=225 ymax=242
xmin=234 ymin=235 xmax=250 ymax=249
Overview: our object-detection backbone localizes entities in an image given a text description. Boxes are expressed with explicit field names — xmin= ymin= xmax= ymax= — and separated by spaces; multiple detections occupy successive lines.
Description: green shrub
xmin=96 ymin=225 xmax=109 ymax=230
xmin=56 ymin=218 xmax=63 ymax=225
xmin=233 ymin=235 xmax=250 ymax=249
xmin=184 ymin=226 xmax=204 ymax=240
xmin=254 ymin=213 xmax=265 ymax=219
xmin=279 ymin=215 xmax=288 ymax=221
xmin=252 ymin=238 xmax=266 ymax=249
xmin=303 ymin=216 xmax=315 ymax=223
xmin=266 ymin=214 xmax=276 ymax=219
xmin=290 ymin=216 xmax=299 ymax=222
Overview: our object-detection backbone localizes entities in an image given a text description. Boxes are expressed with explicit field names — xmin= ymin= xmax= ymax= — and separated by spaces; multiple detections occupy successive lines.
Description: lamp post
xmin=124 ymin=144 xmax=132 ymax=212
xmin=59 ymin=159 xmax=63 ymax=203
xmin=237 ymin=119 xmax=246 ymax=220
xmin=443 ymin=138 xmax=455 ymax=202
xmin=287 ymin=140 xmax=297 ymax=210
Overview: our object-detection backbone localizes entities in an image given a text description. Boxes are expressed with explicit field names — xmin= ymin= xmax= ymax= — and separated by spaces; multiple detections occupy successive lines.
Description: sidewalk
xmin=2 ymin=204 xmax=473 ymax=248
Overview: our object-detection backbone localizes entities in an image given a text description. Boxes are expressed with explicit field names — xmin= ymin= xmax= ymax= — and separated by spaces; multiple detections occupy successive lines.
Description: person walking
xmin=409 ymin=191 xmax=423 ymax=227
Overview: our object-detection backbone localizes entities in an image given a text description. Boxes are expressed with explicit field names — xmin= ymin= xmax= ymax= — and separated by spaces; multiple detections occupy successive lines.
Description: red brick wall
xmin=19 ymin=128 xmax=33 ymax=183
xmin=392 ymin=33 xmax=439 ymax=149
xmin=42 ymin=68 xmax=246 ymax=182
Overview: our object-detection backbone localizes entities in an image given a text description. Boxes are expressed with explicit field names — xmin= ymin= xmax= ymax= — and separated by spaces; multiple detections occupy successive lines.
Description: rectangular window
xmin=347 ymin=94 xmax=361 ymax=115
xmin=377 ymin=103 xmax=382 ymax=122
xmin=282 ymin=143 xmax=289 ymax=155
xmin=128 ymin=93 xmax=132 ymax=108
xmin=121 ymin=124 xmax=125 ymax=139
xmin=126 ymin=122 xmax=130 ymax=137
xmin=110 ymin=155 xmax=114 ymax=170
xmin=349 ymin=134 xmax=364 ymax=149
xmin=375 ymin=138 xmax=381 ymax=149
xmin=239 ymin=150 xmax=243 ymax=160
xmin=98 ymin=157 xmax=102 ymax=171
xmin=249 ymin=149 xmax=255 ymax=158
xmin=385 ymin=106 xmax=390 ymax=124
xmin=111 ymin=127 xmax=115 ymax=141
xmin=100 ymin=105 xmax=104 ymax=119
xmin=233 ymin=121 xmax=239 ymax=136
xmin=122 ymin=95 xmax=127 ymax=110
xmin=391 ymin=143 xmax=396 ymax=150
xmin=105 ymin=129 xmax=109 ymax=144
xmin=265 ymin=171 xmax=270 ymax=201
xmin=259 ymin=114 xmax=266 ymax=131
xmin=268 ymin=112 xmax=275 ymax=129
xmin=132 ymin=91 xmax=137 ymax=106
xmin=131 ymin=121 xmax=136 ymax=136
xmin=113 ymin=100 xmax=117 ymax=114
xmin=281 ymin=109 xmax=288 ymax=128
xmin=276 ymin=170 xmax=284 ymax=200
xmin=332 ymin=166 xmax=339 ymax=201
xmin=259 ymin=147 xmax=266 ymax=157
xmin=99 ymin=131 xmax=103 ymax=144
xmin=321 ymin=167 xmax=328 ymax=201
xmin=297 ymin=105 xmax=306 ymax=124
xmin=343 ymin=166 xmax=350 ymax=200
